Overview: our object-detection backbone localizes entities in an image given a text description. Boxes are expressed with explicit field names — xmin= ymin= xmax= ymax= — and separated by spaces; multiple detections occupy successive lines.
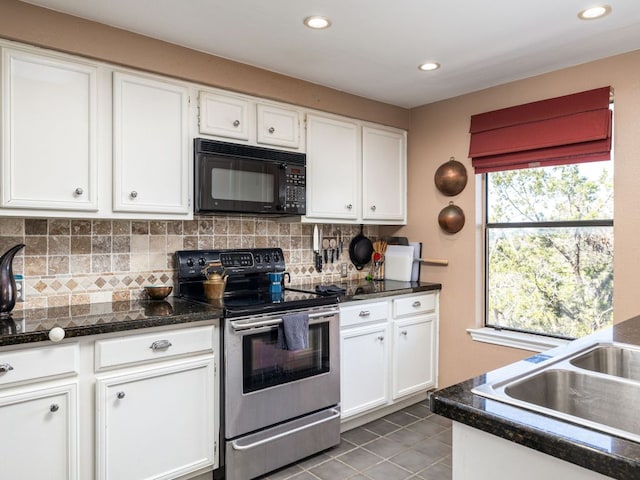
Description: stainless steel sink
xmin=472 ymin=342 xmax=640 ymax=442
xmin=570 ymin=345 xmax=640 ymax=381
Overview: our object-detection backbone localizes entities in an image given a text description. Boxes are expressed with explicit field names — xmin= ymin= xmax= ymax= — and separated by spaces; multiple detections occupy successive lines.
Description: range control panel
xmin=176 ymin=248 xmax=286 ymax=279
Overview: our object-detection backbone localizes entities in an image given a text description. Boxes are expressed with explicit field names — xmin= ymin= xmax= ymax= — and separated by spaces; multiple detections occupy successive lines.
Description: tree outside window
xmin=485 ymin=161 xmax=613 ymax=338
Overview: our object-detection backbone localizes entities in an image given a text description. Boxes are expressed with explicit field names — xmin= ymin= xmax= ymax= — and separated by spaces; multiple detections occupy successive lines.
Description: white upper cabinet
xmin=305 ymin=114 xmax=360 ymax=220
xmin=198 ymin=91 xmax=250 ymax=140
xmin=257 ymin=103 xmax=301 ymax=148
xmin=305 ymin=114 xmax=407 ymax=224
xmin=112 ymin=72 xmax=190 ymax=215
xmin=1 ymin=48 xmax=99 ymax=211
xmin=362 ymin=126 xmax=406 ymax=223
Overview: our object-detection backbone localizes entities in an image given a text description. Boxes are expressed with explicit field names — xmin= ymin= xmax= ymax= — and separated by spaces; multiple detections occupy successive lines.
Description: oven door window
xmin=242 ymin=323 xmax=330 ymax=394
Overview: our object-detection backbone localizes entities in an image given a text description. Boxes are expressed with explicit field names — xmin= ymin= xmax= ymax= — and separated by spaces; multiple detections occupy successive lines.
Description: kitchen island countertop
xmin=431 ymin=315 xmax=640 ymax=479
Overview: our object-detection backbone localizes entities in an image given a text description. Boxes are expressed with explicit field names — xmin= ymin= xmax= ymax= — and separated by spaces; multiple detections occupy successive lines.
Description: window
xmin=485 ymin=161 xmax=613 ymax=338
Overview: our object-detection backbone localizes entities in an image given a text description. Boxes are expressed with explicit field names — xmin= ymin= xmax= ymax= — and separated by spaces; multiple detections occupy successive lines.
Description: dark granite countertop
xmin=291 ymin=279 xmax=441 ymax=302
xmin=431 ymin=315 xmax=640 ymax=479
xmin=0 ymin=281 xmax=441 ymax=348
xmin=0 ymin=297 xmax=221 ymax=347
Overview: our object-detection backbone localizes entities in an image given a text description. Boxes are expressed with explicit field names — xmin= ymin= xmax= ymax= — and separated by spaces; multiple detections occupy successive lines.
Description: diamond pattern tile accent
xmin=66 ymin=279 xmax=79 ymax=291
xmin=94 ymin=277 xmax=107 ymax=288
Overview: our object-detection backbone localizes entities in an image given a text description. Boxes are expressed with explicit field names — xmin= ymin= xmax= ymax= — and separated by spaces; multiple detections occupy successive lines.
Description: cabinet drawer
xmin=340 ymin=301 xmax=389 ymax=327
xmin=393 ymin=293 xmax=436 ymax=317
xmin=0 ymin=343 xmax=79 ymax=387
xmin=95 ymin=326 xmax=214 ymax=370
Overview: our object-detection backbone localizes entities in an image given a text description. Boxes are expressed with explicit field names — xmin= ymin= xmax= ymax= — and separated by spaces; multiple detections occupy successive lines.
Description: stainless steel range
xmin=175 ymin=248 xmax=341 ymax=480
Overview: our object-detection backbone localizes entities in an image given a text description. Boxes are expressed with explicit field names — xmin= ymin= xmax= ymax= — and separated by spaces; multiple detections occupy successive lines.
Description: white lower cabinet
xmin=340 ymin=292 xmax=439 ymax=422
xmin=0 ymin=382 xmax=78 ymax=479
xmin=341 ymin=322 xmax=390 ymax=418
xmin=96 ymin=358 xmax=215 ymax=480
xmin=392 ymin=314 xmax=436 ymax=399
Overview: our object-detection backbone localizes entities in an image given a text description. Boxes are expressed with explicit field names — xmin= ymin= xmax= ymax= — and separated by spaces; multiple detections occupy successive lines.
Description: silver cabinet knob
xmin=150 ymin=339 xmax=172 ymax=350
xmin=74 ymin=187 xmax=83 ymax=196
xmin=377 ymin=336 xmax=384 ymax=341
xmin=346 ymin=204 xmax=353 ymax=210
xmin=359 ymin=310 xmax=370 ymax=317
xmin=371 ymin=205 xmax=377 ymax=211
xmin=50 ymin=404 xmax=59 ymax=413
xmin=117 ymin=392 xmax=126 ymax=399
xmin=401 ymin=330 xmax=408 ymax=336
xmin=0 ymin=363 xmax=14 ymax=373
xmin=233 ymin=120 xmax=240 ymax=127
xmin=130 ymin=191 xmax=138 ymax=199
xmin=268 ymin=127 xmax=275 ymax=134
xmin=412 ymin=301 xmax=421 ymax=308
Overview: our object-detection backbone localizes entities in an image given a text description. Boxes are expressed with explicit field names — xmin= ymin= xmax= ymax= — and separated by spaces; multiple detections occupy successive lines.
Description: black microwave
xmin=194 ymin=139 xmax=306 ymax=216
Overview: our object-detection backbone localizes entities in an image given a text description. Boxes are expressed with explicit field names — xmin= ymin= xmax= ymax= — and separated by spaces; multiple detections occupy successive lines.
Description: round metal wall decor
xmin=434 ymin=157 xmax=468 ymax=196
xmin=438 ymin=202 xmax=465 ymax=234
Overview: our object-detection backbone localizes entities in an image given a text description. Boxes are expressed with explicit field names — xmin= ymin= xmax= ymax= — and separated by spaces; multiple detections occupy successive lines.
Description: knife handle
xmin=315 ymin=252 xmax=323 ymax=272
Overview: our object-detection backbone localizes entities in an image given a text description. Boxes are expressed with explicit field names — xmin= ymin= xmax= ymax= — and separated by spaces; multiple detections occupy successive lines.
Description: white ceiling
xmin=22 ymin=0 xmax=640 ymax=108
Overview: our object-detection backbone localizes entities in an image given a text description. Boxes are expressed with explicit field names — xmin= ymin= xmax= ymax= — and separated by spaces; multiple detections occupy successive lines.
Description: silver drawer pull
xmin=0 ymin=363 xmax=13 ymax=373
xmin=412 ymin=301 xmax=421 ymax=308
xmin=74 ymin=187 xmax=83 ymax=196
xmin=401 ymin=330 xmax=408 ymax=336
xmin=117 ymin=392 xmax=126 ymax=399
xmin=377 ymin=336 xmax=384 ymax=341
xmin=268 ymin=126 xmax=275 ymax=134
xmin=150 ymin=340 xmax=172 ymax=350
xmin=359 ymin=310 xmax=371 ymax=317
xmin=233 ymin=119 xmax=240 ymax=127
xmin=50 ymin=404 xmax=59 ymax=413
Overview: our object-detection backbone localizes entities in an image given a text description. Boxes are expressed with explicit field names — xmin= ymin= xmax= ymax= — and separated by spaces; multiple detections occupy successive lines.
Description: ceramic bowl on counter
xmin=144 ymin=285 xmax=173 ymax=300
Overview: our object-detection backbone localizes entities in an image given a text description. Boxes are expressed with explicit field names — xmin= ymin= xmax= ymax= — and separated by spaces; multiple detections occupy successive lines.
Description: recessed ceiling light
xmin=418 ymin=62 xmax=440 ymax=72
xmin=304 ymin=16 xmax=332 ymax=29
xmin=578 ymin=5 xmax=611 ymax=20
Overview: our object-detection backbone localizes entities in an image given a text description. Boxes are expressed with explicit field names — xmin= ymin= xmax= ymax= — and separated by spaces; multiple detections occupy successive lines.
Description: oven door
xmin=196 ymin=152 xmax=284 ymax=214
xmin=224 ymin=307 xmax=340 ymax=439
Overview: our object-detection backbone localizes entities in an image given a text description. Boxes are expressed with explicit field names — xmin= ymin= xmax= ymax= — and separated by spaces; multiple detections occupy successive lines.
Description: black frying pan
xmin=349 ymin=225 xmax=373 ymax=270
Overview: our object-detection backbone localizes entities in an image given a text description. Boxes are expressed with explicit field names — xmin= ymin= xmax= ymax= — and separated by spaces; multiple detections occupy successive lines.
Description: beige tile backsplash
xmin=0 ymin=217 xmax=378 ymax=310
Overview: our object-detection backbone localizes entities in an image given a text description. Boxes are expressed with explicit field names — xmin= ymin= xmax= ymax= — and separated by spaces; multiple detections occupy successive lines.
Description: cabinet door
xmin=362 ymin=126 xmax=406 ymax=223
xmin=112 ymin=72 xmax=190 ymax=215
xmin=96 ymin=358 xmax=215 ymax=480
xmin=198 ymin=91 xmax=250 ymax=140
xmin=392 ymin=314 xmax=436 ymax=399
xmin=340 ymin=323 xmax=390 ymax=419
xmin=0 ymin=383 xmax=78 ymax=480
xmin=256 ymin=103 xmax=301 ymax=148
xmin=1 ymin=48 xmax=98 ymax=211
xmin=306 ymin=114 xmax=360 ymax=220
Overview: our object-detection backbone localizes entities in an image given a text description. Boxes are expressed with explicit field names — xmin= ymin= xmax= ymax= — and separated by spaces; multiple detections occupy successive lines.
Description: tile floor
xmin=260 ymin=398 xmax=452 ymax=480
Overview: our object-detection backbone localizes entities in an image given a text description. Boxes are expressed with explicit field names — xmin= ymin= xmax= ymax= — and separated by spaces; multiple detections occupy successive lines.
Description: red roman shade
xmin=469 ymin=86 xmax=612 ymax=174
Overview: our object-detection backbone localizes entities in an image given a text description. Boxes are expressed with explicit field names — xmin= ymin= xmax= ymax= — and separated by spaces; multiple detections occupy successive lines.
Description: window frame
xmin=482 ymin=167 xmax=613 ymax=341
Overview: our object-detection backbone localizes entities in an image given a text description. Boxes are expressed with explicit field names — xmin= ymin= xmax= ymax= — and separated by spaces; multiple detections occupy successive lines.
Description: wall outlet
xmin=340 ymin=263 xmax=348 ymax=277
xmin=14 ymin=274 xmax=24 ymax=302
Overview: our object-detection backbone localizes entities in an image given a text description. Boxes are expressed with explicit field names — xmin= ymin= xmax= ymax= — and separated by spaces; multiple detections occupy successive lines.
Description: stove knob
xmin=273 ymin=252 xmax=280 ymax=262
xmin=254 ymin=254 xmax=262 ymax=263
xmin=264 ymin=254 xmax=271 ymax=263
xmin=186 ymin=258 xmax=194 ymax=267
xmin=198 ymin=258 xmax=206 ymax=266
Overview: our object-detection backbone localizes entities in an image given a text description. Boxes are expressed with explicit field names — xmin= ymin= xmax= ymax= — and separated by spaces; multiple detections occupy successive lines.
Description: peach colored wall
xmin=0 ymin=0 xmax=409 ymax=129
xmin=385 ymin=50 xmax=640 ymax=387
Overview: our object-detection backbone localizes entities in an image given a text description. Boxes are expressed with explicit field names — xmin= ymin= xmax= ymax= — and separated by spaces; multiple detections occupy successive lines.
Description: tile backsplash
xmin=0 ymin=217 xmax=378 ymax=310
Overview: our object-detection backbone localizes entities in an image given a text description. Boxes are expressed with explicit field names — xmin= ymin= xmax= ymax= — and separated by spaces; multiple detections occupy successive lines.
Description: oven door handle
xmin=231 ymin=309 xmax=338 ymax=331
xmin=230 ymin=408 xmax=341 ymax=451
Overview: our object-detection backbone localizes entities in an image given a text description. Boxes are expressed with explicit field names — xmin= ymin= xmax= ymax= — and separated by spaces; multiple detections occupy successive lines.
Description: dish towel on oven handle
xmin=277 ymin=312 xmax=309 ymax=350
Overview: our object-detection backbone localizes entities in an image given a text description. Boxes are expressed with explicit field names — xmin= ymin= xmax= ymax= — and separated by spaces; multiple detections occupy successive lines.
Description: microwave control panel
xmin=284 ymin=164 xmax=306 ymax=214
